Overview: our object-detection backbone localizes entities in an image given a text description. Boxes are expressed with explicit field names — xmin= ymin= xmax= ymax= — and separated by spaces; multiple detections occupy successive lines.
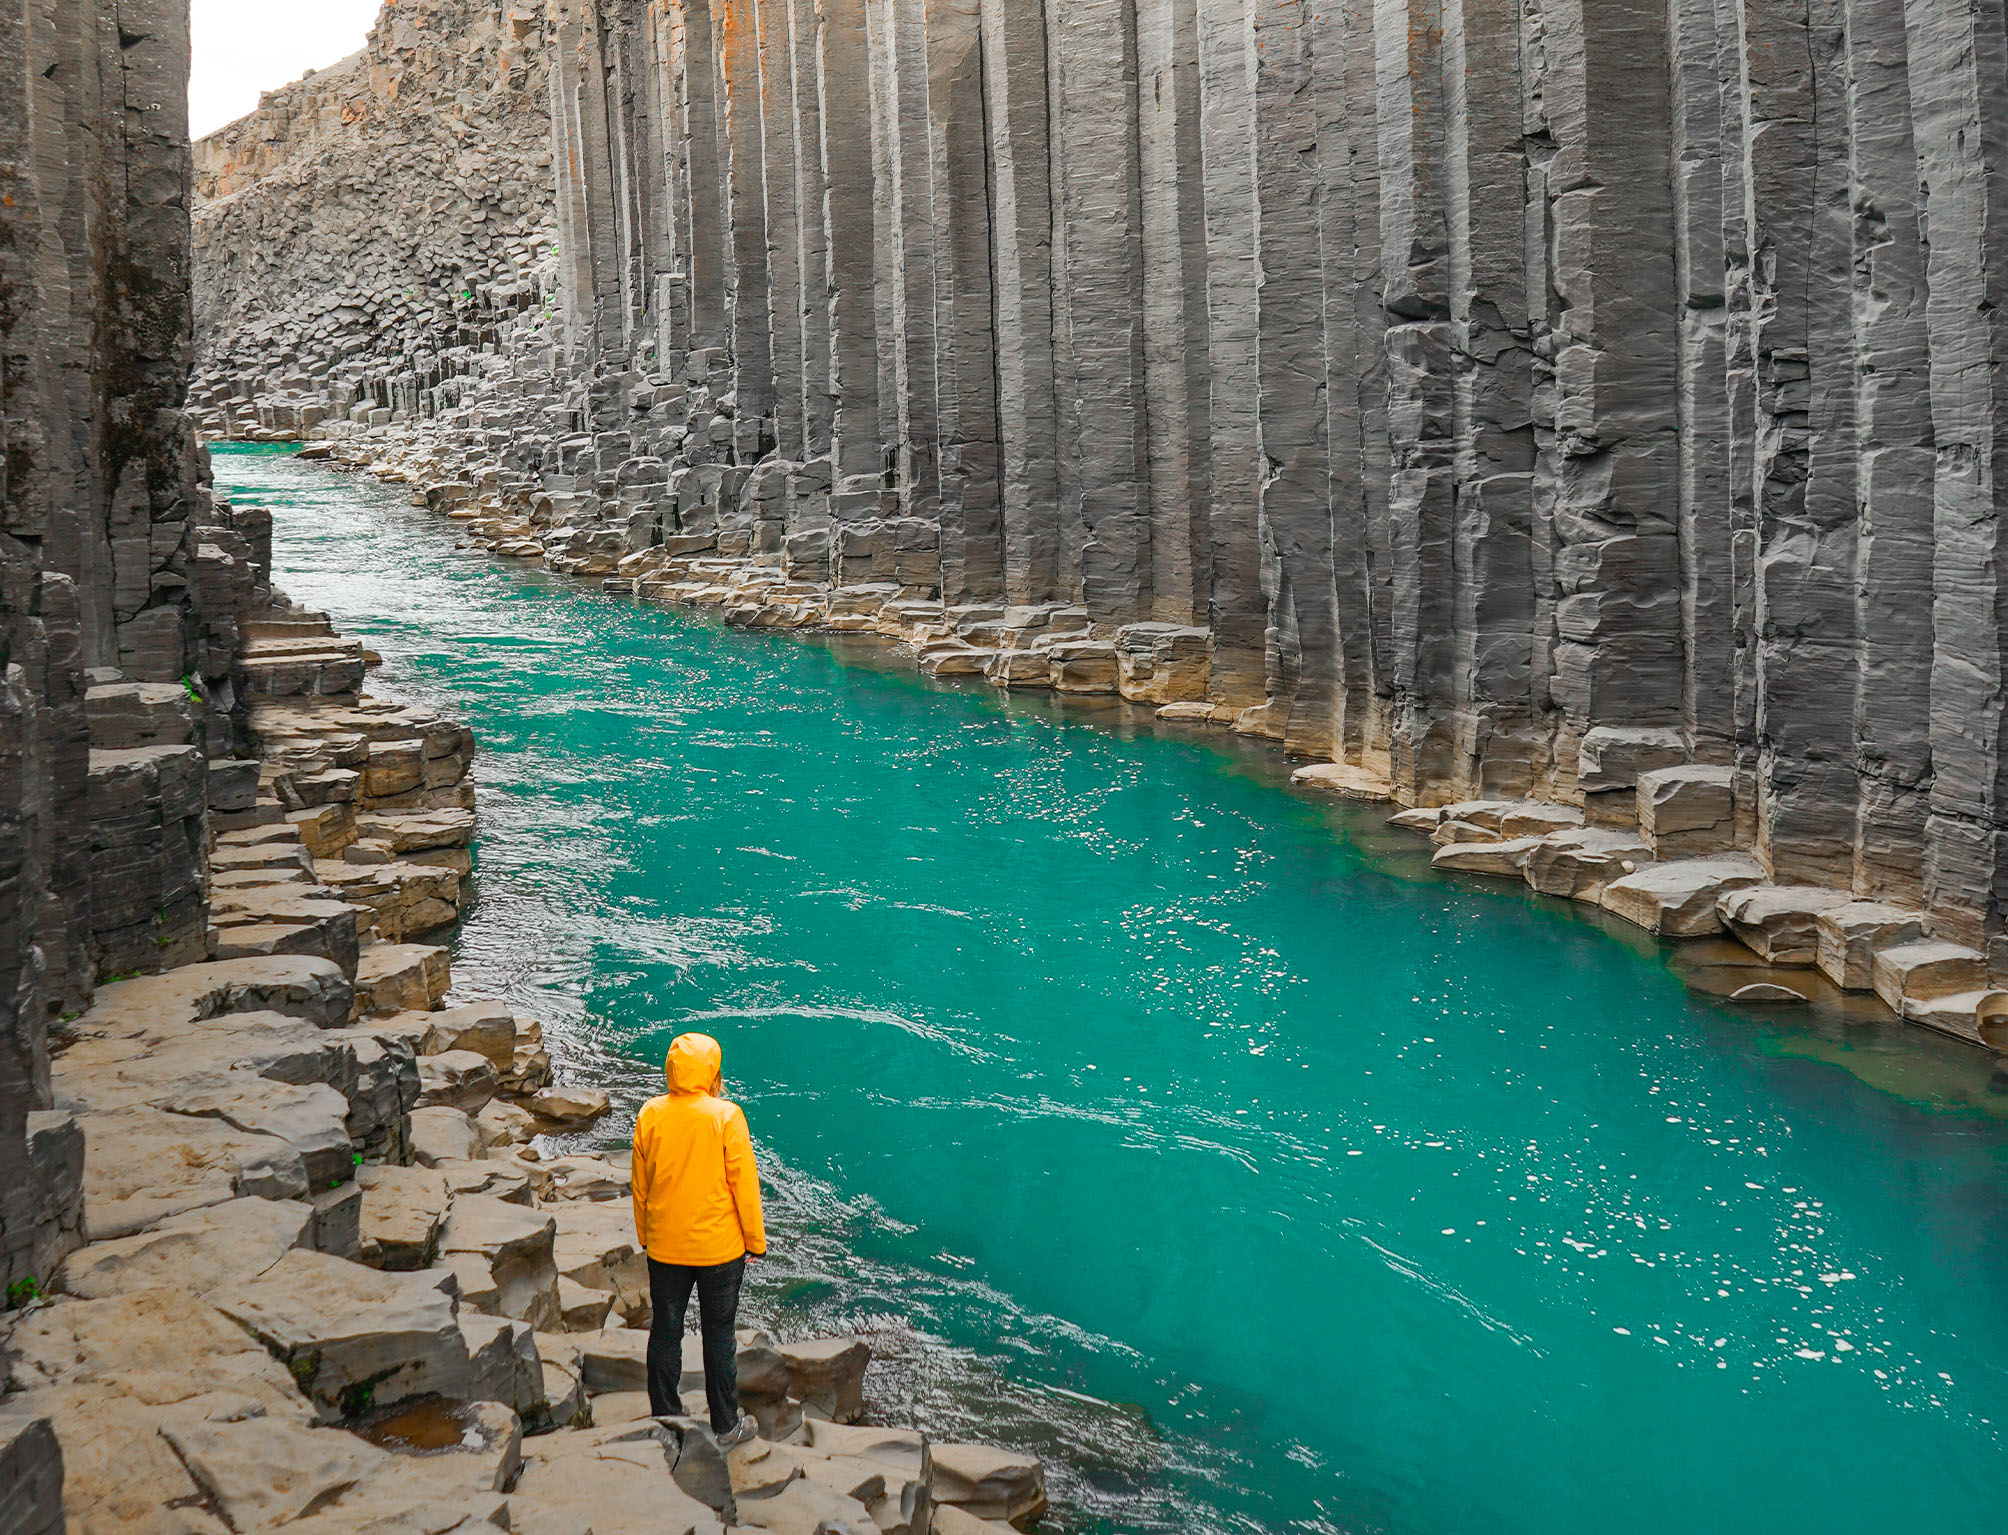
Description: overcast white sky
xmin=188 ymin=1 xmax=384 ymax=140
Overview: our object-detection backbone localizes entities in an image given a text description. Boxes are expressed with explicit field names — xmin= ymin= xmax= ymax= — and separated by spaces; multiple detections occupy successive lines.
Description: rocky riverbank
xmin=3 ymin=585 xmax=1046 ymax=1534
xmin=251 ymin=399 xmax=2008 ymax=1068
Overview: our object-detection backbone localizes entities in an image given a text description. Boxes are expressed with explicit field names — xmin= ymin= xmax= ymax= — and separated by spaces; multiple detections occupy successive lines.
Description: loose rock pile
xmin=9 ymin=597 xmax=1049 ymax=1532
xmin=189 ymin=0 xmax=556 ymax=449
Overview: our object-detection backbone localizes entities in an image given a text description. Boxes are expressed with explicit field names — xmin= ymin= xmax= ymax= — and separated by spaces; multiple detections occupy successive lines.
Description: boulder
xmin=1576 ymin=726 xmax=1687 ymax=792
xmin=1873 ymin=940 xmax=1990 ymax=1017
xmin=476 ymin=1098 xmax=541 ymax=1150
xmin=1904 ymin=989 xmax=2008 ymax=1047
xmin=1288 ymin=763 xmax=1393 ymax=801
xmin=778 ymin=1338 xmax=871 ymax=1424
xmin=1816 ymin=901 xmax=1929 ymax=991
xmin=168 ymin=1078 xmax=357 ymax=1189
xmin=1520 ymin=828 xmax=1652 ymax=901
xmin=213 ymin=1250 xmax=471 ymax=1416
xmin=1600 ymin=857 xmax=1767 ymax=938
xmin=85 ymin=681 xmax=196 ymax=749
xmin=416 ymin=1002 xmax=516 ymax=1065
xmin=539 ymin=1153 xmax=631 ymax=1202
xmin=522 ymin=1086 xmax=611 ymax=1130
xmin=574 ymin=1328 xmax=650 ymax=1394
xmin=1498 ymin=803 xmax=1585 ymax=838
xmin=7 ymin=1287 xmax=311 ymax=1423
xmin=734 ymin=1467 xmax=879 ymax=1535
xmin=1716 ymin=886 xmax=1855 ymax=967
xmin=57 ymin=1196 xmax=313 ymax=1299
xmin=559 ymin=1277 xmax=617 ymax=1332
xmin=72 ymin=956 xmax=353 ymax=1039
xmin=419 ymin=1050 xmax=502 ymax=1115
xmin=357 ymin=943 xmax=453 ymax=1015
xmin=439 ymin=1194 xmax=561 ymax=1331
xmin=358 ymin=1164 xmax=450 ymax=1269
xmin=411 ymin=1106 xmax=482 ymax=1167
xmin=931 ymin=1443 xmax=1046 ymax=1526
xmin=1636 ymin=766 xmax=1738 ymax=859
xmin=550 ymin=1200 xmax=650 ymax=1324
xmin=1431 ymin=837 xmax=1545 ymax=877
xmin=333 ymin=1029 xmax=421 ymax=1160
xmin=796 ymin=1422 xmax=932 ymax=1535
xmin=458 ymin=1316 xmax=546 ymax=1420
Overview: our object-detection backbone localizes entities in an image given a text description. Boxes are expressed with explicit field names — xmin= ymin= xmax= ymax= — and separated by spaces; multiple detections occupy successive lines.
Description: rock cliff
xmin=191 ymin=0 xmax=2008 ymax=961
xmin=1 ymin=0 xmax=274 ymax=1310
xmin=190 ymin=0 xmax=557 ymax=433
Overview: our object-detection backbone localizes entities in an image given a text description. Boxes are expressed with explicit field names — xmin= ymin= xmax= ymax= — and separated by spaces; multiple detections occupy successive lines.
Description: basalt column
xmin=196 ymin=0 xmax=2008 ymax=947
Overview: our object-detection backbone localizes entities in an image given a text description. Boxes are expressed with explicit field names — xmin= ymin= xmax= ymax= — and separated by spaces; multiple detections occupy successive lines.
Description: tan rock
xmin=1816 ymin=901 xmax=1928 ymax=991
xmin=70 ymin=956 xmax=352 ymax=1040
xmin=1431 ymin=837 xmax=1545 ymax=877
xmin=1873 ymin=940 xmax=1990 ymax=1016
xmin=1716 ymin=885 xmax=1854 ymax=966
xmin=358 ymin=1164 xmax=449 ymax=1270
xmin=510 ymin=1420 xmax=728 ymax=1534
xmin=419 ymin=1050 xmax=501 ymax=1115
xmin=439 ymin=1194 xmax=561 ymax=1331
xmin=7 ymin=1287 xmax=310 ymax=1422
xmin=1600 ymin=857 xmax=1767 ymax=937
xmin=1289 ymin=763 xmax=1394 ymax=801
xmin=357 ymin=943 xmax=453 ymax=1015
xmin=57 ymin=1196 xmax=312 ymax=1299
xmin=410 ymin=1107 xmax=481 ymax=1168
xmin=160 ymin=1413 xmax=384 ymax=1531
xmin=1520 ymin=828 xmax=1652 ymax=901
xmin=213 ymin=1251 xmax=472 ymax=1415
xmin=549 ymin=1200 xmax=649 ymax=1323
xmin=777 ymin=1337 xmax=870 ymax=1424
xmin=522 ymin=1085 xmax=611 ymax=1129
xmin=74 ymin=1105 xmax=308 ymax=1240
xmin=931 ymin=1442 xmax=1047 ymax=1526
xmin=1636 ymin=766 xmax=1738 ymax=858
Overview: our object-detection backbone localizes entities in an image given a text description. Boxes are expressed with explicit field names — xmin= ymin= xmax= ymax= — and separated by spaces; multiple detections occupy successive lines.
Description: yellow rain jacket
xmin=631 ymin=1033 xmax=767 ymax=1267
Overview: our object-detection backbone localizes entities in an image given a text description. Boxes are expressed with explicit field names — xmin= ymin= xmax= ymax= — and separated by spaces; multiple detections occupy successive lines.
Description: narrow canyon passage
xmin=223 ymin=446 xmax=2008 ymax=1534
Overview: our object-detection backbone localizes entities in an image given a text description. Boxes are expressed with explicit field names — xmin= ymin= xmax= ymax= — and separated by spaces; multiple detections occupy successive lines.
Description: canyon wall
xmin=1 ymin=0 xmax=268 ymax=1335
xmin=190 ymin=0 xmax=558 ymax=435
xmin=546 ymin=0 xmax=2008 ymax=951
xmin=192 ymin=0 xmax=2008 ymax=956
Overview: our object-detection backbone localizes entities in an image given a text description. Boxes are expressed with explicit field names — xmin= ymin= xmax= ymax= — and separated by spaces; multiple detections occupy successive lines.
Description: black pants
xmin=646 ymin=1255 xmax=747 ymax=1433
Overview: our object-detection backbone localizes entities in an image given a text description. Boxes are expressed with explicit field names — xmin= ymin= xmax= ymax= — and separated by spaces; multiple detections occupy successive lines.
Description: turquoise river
xmin=218 ymin=444 xmax=2008 ymax=1535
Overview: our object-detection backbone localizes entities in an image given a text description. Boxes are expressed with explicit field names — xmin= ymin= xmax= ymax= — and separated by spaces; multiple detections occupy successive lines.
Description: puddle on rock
xmin=350 ymin=1396 xmax=489 ymax=1454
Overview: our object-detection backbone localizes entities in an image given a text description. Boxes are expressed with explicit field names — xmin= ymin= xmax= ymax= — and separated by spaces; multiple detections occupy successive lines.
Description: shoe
xmin=716 ymin=1415 xmax=758 ymax=1452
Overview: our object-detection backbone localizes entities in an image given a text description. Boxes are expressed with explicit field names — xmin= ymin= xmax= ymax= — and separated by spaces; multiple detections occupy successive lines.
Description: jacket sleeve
xmin=630 ymin=1111 xmax=652 ymax=1255
xmin=725 ymin=1107 xmax=766 ymax=1257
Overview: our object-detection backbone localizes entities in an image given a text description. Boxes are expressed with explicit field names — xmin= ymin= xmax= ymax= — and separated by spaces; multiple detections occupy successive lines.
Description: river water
xmin=217 ymin=444 xmax=2008 ymax=1534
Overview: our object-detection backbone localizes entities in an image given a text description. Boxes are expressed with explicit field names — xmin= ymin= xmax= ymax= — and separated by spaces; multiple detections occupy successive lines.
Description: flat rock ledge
xmin=9 ymin=605 xmax=1046 ymax=1535
xmin=1389 ymin=791 xmax=2008 ymax=1052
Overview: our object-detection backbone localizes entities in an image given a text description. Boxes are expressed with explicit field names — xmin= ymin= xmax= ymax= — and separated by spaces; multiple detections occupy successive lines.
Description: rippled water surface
xmin=219 ymin=444 xmax=2008 ymax=1534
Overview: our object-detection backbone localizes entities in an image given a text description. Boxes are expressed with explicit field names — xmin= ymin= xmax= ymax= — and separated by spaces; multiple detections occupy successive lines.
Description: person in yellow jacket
xmin=631 ymin=1031 xmax=767 ymax=1447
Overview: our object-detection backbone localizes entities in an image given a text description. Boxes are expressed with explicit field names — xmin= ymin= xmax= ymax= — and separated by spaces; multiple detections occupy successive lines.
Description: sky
xmin=188 ymin=1 xmax=384 ymax=140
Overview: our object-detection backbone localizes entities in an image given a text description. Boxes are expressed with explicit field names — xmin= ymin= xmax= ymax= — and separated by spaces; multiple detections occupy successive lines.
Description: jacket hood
xmin=667 ymin=1032 xmax=723 ymax=1095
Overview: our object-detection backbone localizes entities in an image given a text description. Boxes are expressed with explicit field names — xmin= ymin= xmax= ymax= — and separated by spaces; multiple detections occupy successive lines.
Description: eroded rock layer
xmin=193 ymin=0 xmax=2008 ymax=953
